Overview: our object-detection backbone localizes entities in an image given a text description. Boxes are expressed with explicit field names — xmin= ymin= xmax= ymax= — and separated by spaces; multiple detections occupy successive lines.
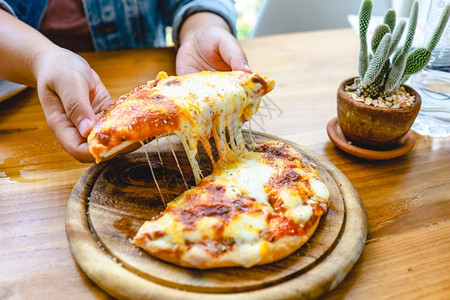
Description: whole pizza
xmin=88 ymin=71 xmax=329 ymax=269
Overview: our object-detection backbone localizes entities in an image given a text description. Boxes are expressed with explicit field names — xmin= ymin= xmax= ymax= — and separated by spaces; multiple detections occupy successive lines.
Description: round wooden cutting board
xmin=66 ymin=132 xmax=367 ymax=299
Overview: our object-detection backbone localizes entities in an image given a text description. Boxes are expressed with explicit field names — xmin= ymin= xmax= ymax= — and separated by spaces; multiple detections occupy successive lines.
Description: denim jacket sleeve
xmin=0 ymin=0 xmax=47 ymax=28
xmin=83 ymin=0 xmax=237 ymax=50
xmin=1 ymin=0 xmax=238 ymax=51
xmin=0 ymin=0 xmax=15 ymax=15
xmin=159 ymin=0 xmax=238 ymax=48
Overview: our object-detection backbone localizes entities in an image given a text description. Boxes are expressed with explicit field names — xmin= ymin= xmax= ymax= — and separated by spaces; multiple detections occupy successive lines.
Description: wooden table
xmin=1 ymin=28 xmax=449 ymax=299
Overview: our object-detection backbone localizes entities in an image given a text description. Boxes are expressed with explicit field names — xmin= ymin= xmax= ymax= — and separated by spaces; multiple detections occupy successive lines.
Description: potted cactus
xmin=336 ymin=0 xmax=450 ymax=149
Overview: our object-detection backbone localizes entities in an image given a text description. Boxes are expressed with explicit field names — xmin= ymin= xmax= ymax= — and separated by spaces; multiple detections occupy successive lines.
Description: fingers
xmin=56 ymin=123 xmax=95 ymax=163
xmin=217 ymin=31 xmax=252 ymax=73
xmin=36 ymin=50 xmax=111 ymax=162
xmin=38 ymin=90 xmax=95 ymax=162
xmin=90 ymin=69 xmax=112 ymax=114
xmin=176 ymin=27 xmax=252 ymax=75
xmin=53 ymin=66 xmax=97 ymax=138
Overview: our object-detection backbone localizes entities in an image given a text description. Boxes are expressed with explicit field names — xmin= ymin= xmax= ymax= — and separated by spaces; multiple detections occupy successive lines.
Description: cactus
xmin=383 ymin=9 xmax=396 ymax=32
xmin=355 ymin=0 xmax=450 ymax=99
xmin=427 ymin=3 xmax=450 ymax=52
xmin=389 ymin=20 xmax=405 ymax=55
xmin=371 ymin=24 xmax=391 ymax=53
xmin=364 ymin=33 xmax=391 ymax=85
xmin=358 ymin=0 xmax=373 ymax=80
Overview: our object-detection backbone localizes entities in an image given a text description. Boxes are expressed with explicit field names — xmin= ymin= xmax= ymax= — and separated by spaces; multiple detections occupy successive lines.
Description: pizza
xmin=87 ymin=71 xmax=329 ymax=269
xmin=133 ymin=141 xmax=329 ymax=268
xmin=87 ymin=71 xmax=275 ymax=183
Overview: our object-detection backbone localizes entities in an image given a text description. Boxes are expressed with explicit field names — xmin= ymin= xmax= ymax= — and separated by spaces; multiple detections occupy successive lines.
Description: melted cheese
xmin=87 ymin=71 xmax=331 ymax=269
xmin=133 ymin=141 xmax=330 ymax=268
xmin=223 ymin=211 xmax=268 ymax=243
xmin=169 ymin=71 xmax=269 ymax=183
xmin=184 ymin=217 xmax=221 ymax=242
xmin=88 ymin=71 xmax=276 ymax=184
xmin=310 ymin=178 xmax=330 ymax=200
xmin=212 ymin=152 xmax=274 ymax=202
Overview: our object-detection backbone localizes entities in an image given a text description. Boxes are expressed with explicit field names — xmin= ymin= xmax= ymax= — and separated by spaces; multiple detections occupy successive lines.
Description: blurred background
xmin=235 ymin=0 xmax=430 ymax=39
xmin=0 ymin=0 xmax=437 ymax=104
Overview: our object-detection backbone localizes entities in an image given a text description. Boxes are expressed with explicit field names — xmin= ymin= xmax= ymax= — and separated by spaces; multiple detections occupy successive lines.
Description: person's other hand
xmin=176 ymin=13 xmax=251 ymax=75
xmin=35 ymin=48 xmax=111 ymax=162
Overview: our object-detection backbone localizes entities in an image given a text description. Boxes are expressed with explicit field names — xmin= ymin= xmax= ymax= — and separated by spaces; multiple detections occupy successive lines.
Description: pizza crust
xmin=139 ymin=218 xmax=321 ymax=269
xmin=133 ymin=141 xmax=329 ymax=269
xmin=88 ymin=71 xmax=275 ymax=166
xmin=88 ymin=71 xmax=328 ymax=269
xmin=95 ymin=140 xmax=142 ymax=162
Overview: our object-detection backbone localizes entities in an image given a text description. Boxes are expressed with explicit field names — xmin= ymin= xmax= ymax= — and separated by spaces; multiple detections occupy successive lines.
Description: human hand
xmin=176 ymin=26 xmax=251 ymax=75
xmin=35 ymin=48 xmax=111 ymax=162
xmin=175 ymin=13 xmax=251 ymax=75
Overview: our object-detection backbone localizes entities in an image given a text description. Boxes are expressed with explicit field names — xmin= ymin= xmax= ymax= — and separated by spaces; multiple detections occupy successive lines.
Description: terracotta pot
xmin=337 ymin=77 xmax=421 ymax=149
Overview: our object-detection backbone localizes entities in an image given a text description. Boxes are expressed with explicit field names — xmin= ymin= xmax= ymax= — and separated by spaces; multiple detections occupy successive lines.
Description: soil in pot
xmin=337 ymin=77 xmax=421 ymax=150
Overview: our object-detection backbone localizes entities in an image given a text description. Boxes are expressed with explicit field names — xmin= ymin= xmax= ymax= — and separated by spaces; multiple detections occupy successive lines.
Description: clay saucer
xmin=327 ymin=117 xmax=415 ymax=160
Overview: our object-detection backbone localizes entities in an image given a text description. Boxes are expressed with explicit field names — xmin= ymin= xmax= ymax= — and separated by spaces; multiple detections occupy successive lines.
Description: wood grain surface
xmin=1 ymin=29 xmax=450 ymax=299
xmin=66 ymin=132 xmax=365 ymax=299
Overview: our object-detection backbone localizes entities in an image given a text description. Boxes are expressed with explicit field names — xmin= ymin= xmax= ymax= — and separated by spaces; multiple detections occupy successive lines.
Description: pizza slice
xmin=133 ymin=141 xmax=329 ymax=269
xmin=88 ymin=71 xmax=275 ymax=183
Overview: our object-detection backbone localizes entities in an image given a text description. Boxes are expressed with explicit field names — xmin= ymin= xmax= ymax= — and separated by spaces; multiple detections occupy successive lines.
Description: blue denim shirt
xmin=0 ymin=0 xmax=237 ymax=50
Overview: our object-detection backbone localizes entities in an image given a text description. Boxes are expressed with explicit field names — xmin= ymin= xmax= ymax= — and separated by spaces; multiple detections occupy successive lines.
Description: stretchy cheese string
xmin=199 ymin=135 xmax=216 ymax=169
xmin=246 ymin=120 xmax=258 ymax=150
xmin=141 ymin=141 xmax=166 ymax=207
xmin=234 ymin=122 xmax=245 ymax=152
xmin=176 ymin=134 xmax=201 ymax=184
xmin=146 ymin=72 xmax=266 ymax=202
xmin=227 ymin=122 xmax=237 ymax=152
xmin=166 ymin=135 xmax=189 ymax=189
xmin=155 ymin=137 xmax=166 ymax=182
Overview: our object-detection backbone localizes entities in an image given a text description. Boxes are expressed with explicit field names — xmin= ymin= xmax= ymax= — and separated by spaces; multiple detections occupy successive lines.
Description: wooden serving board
xmin=66 ymin=132 xmax=367 ymax=299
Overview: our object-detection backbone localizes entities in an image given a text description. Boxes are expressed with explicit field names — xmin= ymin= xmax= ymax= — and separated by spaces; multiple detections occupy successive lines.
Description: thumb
xmin=219 ymin=32 xmax=252 ymax=73
xmin=55 ymin=72 xmax=97 ymax=138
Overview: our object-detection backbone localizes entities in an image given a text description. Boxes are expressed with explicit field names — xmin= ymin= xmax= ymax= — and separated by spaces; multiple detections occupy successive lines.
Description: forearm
xmin=179 ymin=12 xmax=232 ymax=46
xmin=0 ymin=9 xmax=59 ymax=87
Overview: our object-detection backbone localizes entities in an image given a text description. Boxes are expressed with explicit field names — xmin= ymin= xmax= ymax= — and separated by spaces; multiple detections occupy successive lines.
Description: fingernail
xmin=243 ymin=63 xmax=252 ymax=72
xmin=78 ymin=118 xmax=93 ymax=137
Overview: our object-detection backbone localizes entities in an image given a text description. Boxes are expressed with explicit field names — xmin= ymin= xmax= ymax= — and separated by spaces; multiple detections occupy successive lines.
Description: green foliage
xmin=359 ymin=0 xmax=373 ymax=37
xmin=356 ymin=0 xmax=450 ymax=99
xmin=371 ymin=24 xmax=390 ymax=53
xmin=391 ymin=47 xmax=403 ymax=63
xmin=384 ymin=9 xmax=396 ymax=32
xmin=389 ymin=20 xmax=405 ymax=55
xmin=404 ymin=48 xmax=432 ymax=75
xmin=358 ymin=0 xmax=373 ymax=79
xmin=426 ymin=3 xmax=450 ymax=52
xmin=403 ymin=1 xmax=418 ymax=54
xmin=385 ymin=52 xmax=407 ymax=92
xmin=363 ymin=33 xmax=391 ymax=85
